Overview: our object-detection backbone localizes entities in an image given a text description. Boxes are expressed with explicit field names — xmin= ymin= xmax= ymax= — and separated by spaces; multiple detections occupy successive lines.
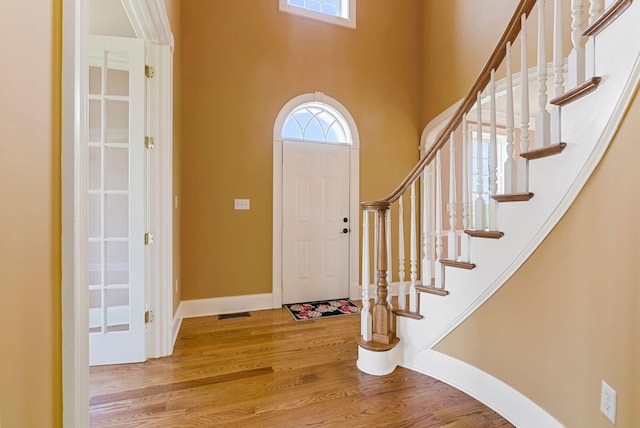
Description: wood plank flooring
xmin=90 ymin=307 xmax=514 ymax=427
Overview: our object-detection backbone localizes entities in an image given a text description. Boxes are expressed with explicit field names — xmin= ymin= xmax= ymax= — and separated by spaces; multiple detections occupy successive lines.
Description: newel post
xmin=362 ymin=201 xmax=396 ymax=346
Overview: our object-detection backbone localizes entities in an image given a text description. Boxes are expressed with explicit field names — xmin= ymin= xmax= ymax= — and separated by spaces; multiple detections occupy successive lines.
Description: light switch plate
xmin=234 ymin=199 xmax=250 ymax=210
xmin=600 ymin=380 xmax=617 ymax=424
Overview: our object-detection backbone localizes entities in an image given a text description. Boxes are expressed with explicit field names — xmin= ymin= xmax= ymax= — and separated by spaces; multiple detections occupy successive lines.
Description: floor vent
xmin=218 ymin=312 xmax=251 ymax=320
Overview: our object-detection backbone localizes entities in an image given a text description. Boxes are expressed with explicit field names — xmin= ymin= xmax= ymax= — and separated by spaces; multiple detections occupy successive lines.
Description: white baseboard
xmin=177 ymin=293 xmax=274 ymax=319
xmin=171 ymin=304 xmax=183 ymax=347
xmin=404 ymin=350 xmax=563 ymax=428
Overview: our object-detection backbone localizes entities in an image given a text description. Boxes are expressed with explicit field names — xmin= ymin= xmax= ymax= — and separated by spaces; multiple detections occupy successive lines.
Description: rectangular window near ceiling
xmin=279 ymin=0 xmax=356 ymax=29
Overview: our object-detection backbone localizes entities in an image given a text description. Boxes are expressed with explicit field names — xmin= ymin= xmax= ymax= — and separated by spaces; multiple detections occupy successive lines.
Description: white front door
xmin=282 ymin=140 xmax=350 ymax=303
xmin=88 ymin=36 xmax=146 ymax=365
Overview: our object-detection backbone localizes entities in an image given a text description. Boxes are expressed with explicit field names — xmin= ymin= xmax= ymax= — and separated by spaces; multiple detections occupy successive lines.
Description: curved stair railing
xmin=358 ymin=0 xmax=634 ymax=354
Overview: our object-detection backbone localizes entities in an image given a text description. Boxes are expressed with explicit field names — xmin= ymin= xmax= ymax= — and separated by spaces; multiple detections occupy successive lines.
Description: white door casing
xmin=88 ymin=35 xmax=146 ymax=365
xmin=62 ymin=1 xmax=174 ymax=424
xmin=273 ymin=92 xmax=360 ymax=308
xmin=282 ymin=140 xmax=351 ymax=303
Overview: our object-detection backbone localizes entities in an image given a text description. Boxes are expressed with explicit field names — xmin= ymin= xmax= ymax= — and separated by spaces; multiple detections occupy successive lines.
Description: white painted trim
xmin=273 ymin=92 xmax=360 ymax=308
xmin=404 ymin=351 xmax=563 ymax=428
xmin=62 ymin=0 xmax=90 ymax=426
xmin=144 ymin=42 xmax=175 ymax=360
xmin=178 ymin=294 xmax=274 ymax=319
xmin=357 ymin=346 xmax=398 ymax=376
xmin=121 ymin=0 xmax=174 ymax=48
xmin=171 ymin=303 xmax=183 ymax=346
xmin=62 ymin=0 xmax=174 ymax=423
xmin=278 ymin=0 xmax=356 ymax=29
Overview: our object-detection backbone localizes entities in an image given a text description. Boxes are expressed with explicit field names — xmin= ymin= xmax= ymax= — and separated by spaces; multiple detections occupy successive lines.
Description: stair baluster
xmin=361 ymin=210 xmax=372 ymax=342
xmin=569 ymin=0 xmax=586 ymax=87
xmin=536 ymin=0 xmax=551 ymax=149
xmin=474 ymin=92 xmax=485 ymax=229
xmin=586 ymin=0 xmax=604 ymax=79
xmin=460 ymin=114 xmax=471 ymax=261
xmin=447 ymin=132 xmax=458 ymax=259
xmin=434 ymin=150 xmax=444 ymax=289
xmin=518 ymin=14 xmax=531 ymax=193
xmin=551 ymin=0 xmax=565 ymax=145
xmin=409 ymin=182 xmax=418 ymax=310
xmin=489 ymin=70 xmax=499 ymax=230
xmin=420 ymin=165 xmax=433 ymax=302
xmin=397 ymin=196 xmax=406 ymax=311
xmin=504 ymin=42 xmax=517 ymax=194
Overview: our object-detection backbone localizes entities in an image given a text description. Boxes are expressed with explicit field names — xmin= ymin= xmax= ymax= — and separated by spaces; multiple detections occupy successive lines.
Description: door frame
xmin=272 ymin=92 xmax=360 ymax=308
xmin=61 ymin=1 xmax=174 ymax=425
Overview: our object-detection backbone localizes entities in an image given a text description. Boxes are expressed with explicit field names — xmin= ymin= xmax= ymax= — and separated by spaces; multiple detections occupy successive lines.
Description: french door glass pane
xmin=105 ymin=147 xmax=129 ymax=190
xmin=105 ymin=100 xmax=129 ymax=144
xmin=89 ymin=66 xmax=102 ymax=95
xmin=106 ymin=241 xmax=129 ymax=285
xmin=105 ymin=194 xmax=128 ymax=238
xmin=89 ymin=100 xmax=102 ymax=143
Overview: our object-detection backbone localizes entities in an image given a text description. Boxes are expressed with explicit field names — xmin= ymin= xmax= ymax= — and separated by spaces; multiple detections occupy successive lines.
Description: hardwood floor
xmin=90 ymin=307 xmax=514 ymax=427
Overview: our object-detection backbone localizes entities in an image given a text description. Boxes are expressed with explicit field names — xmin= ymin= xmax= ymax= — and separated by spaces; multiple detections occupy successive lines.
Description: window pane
xmin=283 ymin=117 xmax=303 ymax=139
xmin=283 ymin=103 xmax=349 ymax=144
xmin=304 ymin=118 xmax=325 ymax=141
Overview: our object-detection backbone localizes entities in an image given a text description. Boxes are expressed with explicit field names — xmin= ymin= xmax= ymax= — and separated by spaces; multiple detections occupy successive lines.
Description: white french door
xmin=88 ymin=36 xmax=146 ymax=366
xmin=282 ymin=140 xmax=351 ymax=303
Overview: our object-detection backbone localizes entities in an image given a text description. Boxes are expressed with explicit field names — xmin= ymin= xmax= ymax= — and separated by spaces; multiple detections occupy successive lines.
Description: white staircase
xmin=357 ymin=0 xmax=640 ymax=426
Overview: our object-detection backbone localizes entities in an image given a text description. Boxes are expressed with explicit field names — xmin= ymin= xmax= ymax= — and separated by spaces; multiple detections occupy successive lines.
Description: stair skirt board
xmin=403 ymin=351 xmax=563 ymax=428
xmin=387 ymin=2 xmax=640 ymax=425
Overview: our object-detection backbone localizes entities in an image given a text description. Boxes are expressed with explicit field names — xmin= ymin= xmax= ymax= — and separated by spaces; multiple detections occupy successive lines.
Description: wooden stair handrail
xmin=361 ymin=0 xmax=538 ymax=207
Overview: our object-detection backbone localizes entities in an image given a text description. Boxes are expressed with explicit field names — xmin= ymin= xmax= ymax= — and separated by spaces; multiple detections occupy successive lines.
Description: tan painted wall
xmin=180 ymin=0 xmax=422 ymax=300
xmin=421 ymin=0 xmax=520 ymax=125
xmin=436 ymin=88 xmax=640 ymax=426
xmin=165 ymin=0 xmax=182 ymax=314
xmin=0 ymin=0 xmax=62 ymax=426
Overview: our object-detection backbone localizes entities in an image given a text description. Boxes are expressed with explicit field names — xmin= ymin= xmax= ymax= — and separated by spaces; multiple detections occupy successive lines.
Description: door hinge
xmin=145 ymin=310 xmax=154 ymax=324
xmin=144 ymin=232 xmax=154 ymax=246
xmin=145 ymin=136 xmax=155 ymax=149
xmin=145 ymin=64 xmax=155 ymax=78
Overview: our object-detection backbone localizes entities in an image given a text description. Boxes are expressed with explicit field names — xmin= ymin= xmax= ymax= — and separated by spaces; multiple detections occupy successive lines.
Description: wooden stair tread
xmin=415 ymin=282 xmax=450 ymax=296
xmin=440 ymin=259 xmax=476 ymax=270
xmin=356 ymin=336 xmax=400 ymax=352
xmin=583 ymin=0 xmax=633 ymax=36
xmin=492 ymin=192 xmax=534 ymax=202
xmin=520 ymin=142 xmax=567 ymax=160
xmin=393 ymin=309 xmax=424 ymax=320
xmin=464 ymin=230 xmax=504 ymax=239
xmin=550 ymin=76 xmax=601 ymax=106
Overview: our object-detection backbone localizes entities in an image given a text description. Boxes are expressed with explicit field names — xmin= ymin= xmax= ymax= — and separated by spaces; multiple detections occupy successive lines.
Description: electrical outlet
xmin=234 ymin=199 xmax=250 ymax=210
xmin=600 ymin=380 xmax=617 ymax=424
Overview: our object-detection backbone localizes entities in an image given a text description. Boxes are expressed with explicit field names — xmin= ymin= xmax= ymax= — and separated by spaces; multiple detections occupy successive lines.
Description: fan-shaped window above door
xmin=282 ymin=102 xmax=351 ymax=144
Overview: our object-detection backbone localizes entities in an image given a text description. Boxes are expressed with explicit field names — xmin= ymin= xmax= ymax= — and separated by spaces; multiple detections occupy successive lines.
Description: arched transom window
xmin=282 ymin=102 xmax=351 ymax=144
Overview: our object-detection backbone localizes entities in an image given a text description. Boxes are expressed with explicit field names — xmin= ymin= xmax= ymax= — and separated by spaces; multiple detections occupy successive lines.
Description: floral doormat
xmin=284 ymin=299 xmax=361 ymax=321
